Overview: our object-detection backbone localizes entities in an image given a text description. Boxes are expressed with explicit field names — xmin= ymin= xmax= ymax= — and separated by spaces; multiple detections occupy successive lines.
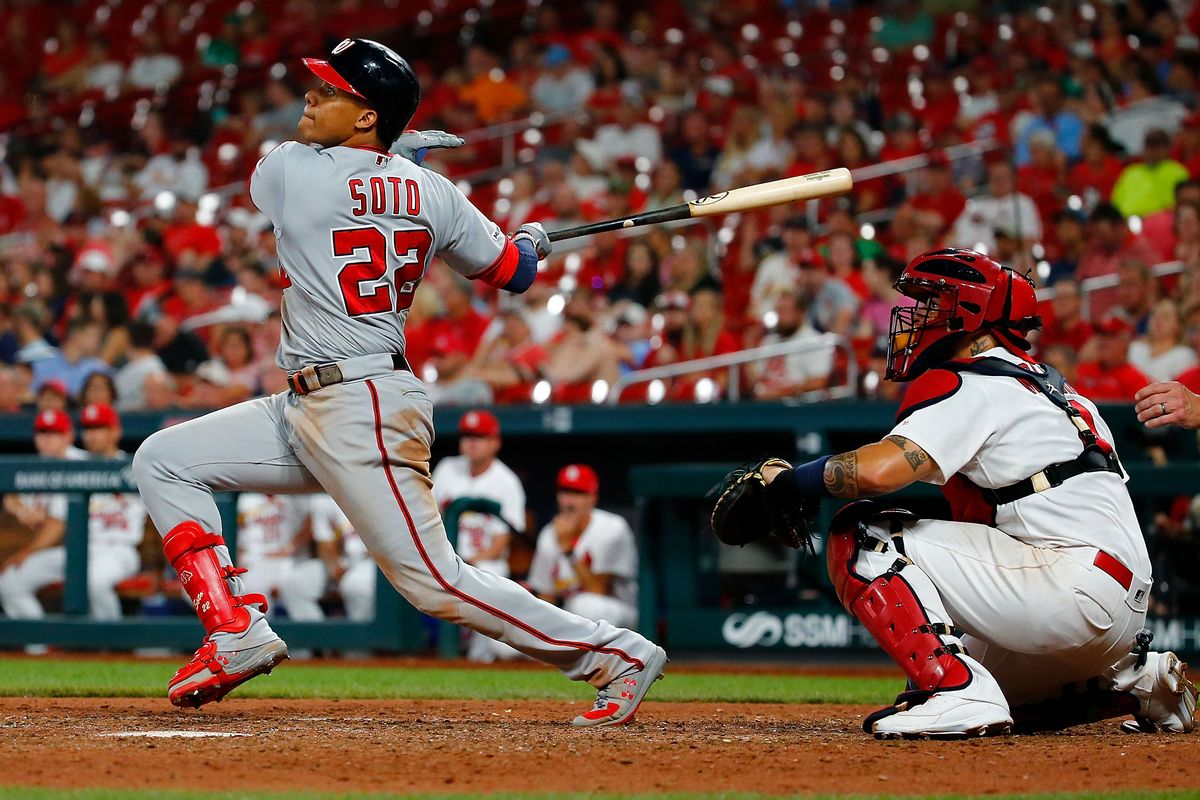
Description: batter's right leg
xmin=827 ymin=502 xmax=1011 ymax=739
xmin=289 ymin=374 xmax=666 ymax=727
xmin=132 ymin=393 xmax=321 ymax=708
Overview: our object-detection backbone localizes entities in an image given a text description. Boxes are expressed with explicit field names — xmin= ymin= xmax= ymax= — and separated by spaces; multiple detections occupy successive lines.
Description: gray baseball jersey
xmin=250 ymin=142 xmax=516 ymax=370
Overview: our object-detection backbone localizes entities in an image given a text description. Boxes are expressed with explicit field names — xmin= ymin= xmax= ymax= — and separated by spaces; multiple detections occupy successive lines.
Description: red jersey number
xmin=332 ymin=226 xmax=433 ymax=317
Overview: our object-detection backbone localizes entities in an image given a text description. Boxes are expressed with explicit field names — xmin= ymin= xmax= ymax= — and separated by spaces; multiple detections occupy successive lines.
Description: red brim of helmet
xmin=301 ymin=58 xmax=366 ymax=99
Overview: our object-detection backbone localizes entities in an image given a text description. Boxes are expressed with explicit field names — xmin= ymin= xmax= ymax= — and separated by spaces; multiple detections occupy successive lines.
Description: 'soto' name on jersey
xmin=348 ymin=177 xmax=422 ymax=218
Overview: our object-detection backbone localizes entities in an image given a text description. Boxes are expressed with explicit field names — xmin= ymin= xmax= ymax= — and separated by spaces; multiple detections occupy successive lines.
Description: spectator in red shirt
xmin=1173 ymin=113 xmax=1200 ymax=178
xmin=1074 ymin=316 xmax=1151 ymax=402
xmin=40 ymin=20 xmax=88 ymax=95
xmin=162 ymin=200 xmax=222 ymax=265
xmin=1140 ymin=181 xmax=1200 ymax=263
xmin=1044 ymin=208 xmax=1088 ymax=284
xmin=238 ymin=13 xmax=281 ymax=69
xmin=466 ymin=310 xmax=546 ymax=404
xmin=1171 ymin=324 xmax=1200 ymax=393
xmin=908 ymin=151 xmax=965 ymax=236
xmin=124 ymin=249 xmax=172 ymax=321
xmin=157 ymin=267 xmax=223 ymax=330
xmin=426 ymin=275 xmax=492 ymax=358
xmin=1018 ymin=130 xmax=1067 ymax=227
xmin=1068 ymin=124 xmax=1125 ymax=206
xmin=1075 ymin=203 xmax=1160 ymax=318
xmin=1037 ymin=278 xmax=1094 ymax=355
xmin=785 ymin=123 xmax=835 ymax=178
xmin=823 ymin=232 xmax=869 ymax=301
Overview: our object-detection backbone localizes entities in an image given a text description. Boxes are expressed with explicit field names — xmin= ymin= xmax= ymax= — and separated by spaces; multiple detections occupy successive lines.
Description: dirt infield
xmin=1 ymin=697 xmax=1196 ymax=796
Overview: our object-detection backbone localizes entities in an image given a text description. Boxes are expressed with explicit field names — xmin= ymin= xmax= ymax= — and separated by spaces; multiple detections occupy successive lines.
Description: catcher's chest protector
xmin=935 ymin=357 xmax=1123 ymax=524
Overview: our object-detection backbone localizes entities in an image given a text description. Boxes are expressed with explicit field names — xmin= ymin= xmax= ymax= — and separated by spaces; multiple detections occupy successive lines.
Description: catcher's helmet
xmin=885 ymin=248 xmax=1039 ymax=382
xmin=302 ymin=38 xmax=420 ymax=142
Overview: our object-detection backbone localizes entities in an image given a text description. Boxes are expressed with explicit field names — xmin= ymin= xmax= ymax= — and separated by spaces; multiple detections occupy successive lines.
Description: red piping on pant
xmin=365 ymin=379 xmax=644 ymax=670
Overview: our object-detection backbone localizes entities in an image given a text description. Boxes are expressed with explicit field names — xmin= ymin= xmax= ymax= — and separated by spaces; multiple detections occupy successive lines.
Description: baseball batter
xmin=235 ymin=493 xmax=325 ymax=622
xmin=0 ymin=405 xmax=144 ymax=622
xmin=528 ymin=465 xmax=639 ymax=630
xmin=713 ymin=248 xmax=1195 ymax=738
xmin=131 ymin=38 xmax=666 ymax=725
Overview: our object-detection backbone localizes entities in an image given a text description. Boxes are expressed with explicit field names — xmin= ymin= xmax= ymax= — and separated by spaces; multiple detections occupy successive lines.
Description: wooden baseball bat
xmin=546 ymin=167 xmax=853 ymax=243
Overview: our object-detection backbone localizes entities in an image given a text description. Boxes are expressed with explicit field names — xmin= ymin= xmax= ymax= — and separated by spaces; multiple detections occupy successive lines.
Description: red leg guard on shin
xmin=163 ymin=521 xmax=267 ymax=637
xmin=827 ymin=516 xmax=970 ymax=693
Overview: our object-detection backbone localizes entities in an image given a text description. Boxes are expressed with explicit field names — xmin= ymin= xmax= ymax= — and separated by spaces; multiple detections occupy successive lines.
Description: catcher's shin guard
xmin=826 ymin=501 xmax=970 ymax=693
xmin=163 ymin=521 xmax=267 ymax=636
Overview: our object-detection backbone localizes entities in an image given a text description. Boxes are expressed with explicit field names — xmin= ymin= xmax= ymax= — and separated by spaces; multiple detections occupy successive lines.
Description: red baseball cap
xmin=39 ymin=379 xmax=68 ymax=398
xmin=459 ymin=409 xmax=500 ymax=437
xmin=81 ymin=402 xmax=120 ymax=429
xmin=1096 ymin=315 xmax=1135 ymax=337
xmin=557 ymin=464 xmax=599 ymax=494
xmin=34 ymin=408 xmax=72 ymax=435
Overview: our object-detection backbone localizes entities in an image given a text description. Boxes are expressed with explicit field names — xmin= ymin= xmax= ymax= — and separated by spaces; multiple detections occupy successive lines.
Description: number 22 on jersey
xmin=331 ymin=226 xmax=433 ymax=316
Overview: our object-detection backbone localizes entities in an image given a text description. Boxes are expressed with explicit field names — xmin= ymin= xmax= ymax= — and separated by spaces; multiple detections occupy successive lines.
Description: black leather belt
xmin=287 ymin=353 xmax=410 ymax=396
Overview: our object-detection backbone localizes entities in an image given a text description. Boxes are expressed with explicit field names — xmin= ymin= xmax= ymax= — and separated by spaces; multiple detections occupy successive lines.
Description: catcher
xmin=711 ymin=248 xmax=1196 ymax=738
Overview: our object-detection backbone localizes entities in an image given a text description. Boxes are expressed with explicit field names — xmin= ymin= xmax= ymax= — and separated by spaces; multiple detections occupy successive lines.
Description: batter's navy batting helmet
xmin=303 ymin=38 xmax=421 ymax=143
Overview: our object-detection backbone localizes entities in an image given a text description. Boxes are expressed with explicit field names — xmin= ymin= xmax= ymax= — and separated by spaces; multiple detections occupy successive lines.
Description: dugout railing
xmin=605 ymin=334 xmax=856 ymax=404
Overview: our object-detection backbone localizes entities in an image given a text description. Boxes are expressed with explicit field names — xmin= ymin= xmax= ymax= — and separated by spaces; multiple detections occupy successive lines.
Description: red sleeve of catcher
xmin=895 ymin=368 xmax=963 ymax=424
xmin=473 ymin=238 xmax=519 ymax=289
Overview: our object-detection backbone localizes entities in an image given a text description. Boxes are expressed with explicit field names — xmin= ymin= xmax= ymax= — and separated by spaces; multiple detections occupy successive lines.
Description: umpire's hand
xmin=1135 ymin=381 xmax=1200 ymax=430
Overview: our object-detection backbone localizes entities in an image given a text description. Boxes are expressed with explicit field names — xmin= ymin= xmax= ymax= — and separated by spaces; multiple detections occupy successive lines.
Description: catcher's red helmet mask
xmin=885 ymin=248 xmax=1040 ymax=382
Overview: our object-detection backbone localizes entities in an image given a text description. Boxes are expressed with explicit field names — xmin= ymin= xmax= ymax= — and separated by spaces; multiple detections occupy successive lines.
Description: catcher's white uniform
xmin=883 ymin=348 xmax=1151 ymax=704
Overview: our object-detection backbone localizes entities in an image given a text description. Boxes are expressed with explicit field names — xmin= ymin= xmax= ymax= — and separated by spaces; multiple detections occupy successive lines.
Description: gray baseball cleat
xmin=572 ymin=646 xmax=668 ymax=728
xmin=168 ymin=617 xmax=289 ymax=709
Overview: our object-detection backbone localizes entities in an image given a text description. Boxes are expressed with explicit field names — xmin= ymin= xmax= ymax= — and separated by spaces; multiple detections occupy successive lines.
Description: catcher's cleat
xmin=169 ymin=626 xmax=289 ymax=709
xmin=871 ymin=691 xmax=1013 ymax=740
xmin=572 ymin=646 xmax=668 ymax=728
xmin=1118 ymin=652 xmax=1197 ymax=734
xmin=870 ymin=661 xmax=1012 ymax=740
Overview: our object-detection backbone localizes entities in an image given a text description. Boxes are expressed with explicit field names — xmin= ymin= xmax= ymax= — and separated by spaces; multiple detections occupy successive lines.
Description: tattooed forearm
xmin=885 ymin=435 xmax=931 ymax=472
xmin=823 ymin=452 xmax=859 ymax=497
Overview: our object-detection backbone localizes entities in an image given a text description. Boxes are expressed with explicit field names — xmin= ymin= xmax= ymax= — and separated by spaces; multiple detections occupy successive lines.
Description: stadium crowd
xmin=0 ymin=0 xmax=1199 ymax=411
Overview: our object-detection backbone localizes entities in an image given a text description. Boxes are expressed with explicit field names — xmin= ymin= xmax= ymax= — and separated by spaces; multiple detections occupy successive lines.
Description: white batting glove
xmin=513 ymin=222 xmax=551 ymax=259
xmin=394 ymin=129 xmax=466 ymax=164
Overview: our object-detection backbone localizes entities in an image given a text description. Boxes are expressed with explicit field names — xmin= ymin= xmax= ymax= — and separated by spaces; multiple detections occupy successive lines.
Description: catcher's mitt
xmin=707 ymin=458 xmax=816 ymax=551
